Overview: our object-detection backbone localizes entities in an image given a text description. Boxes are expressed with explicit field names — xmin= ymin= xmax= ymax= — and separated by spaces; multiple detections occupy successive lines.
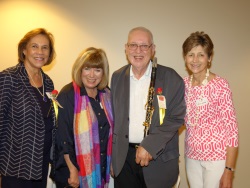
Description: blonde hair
xmin=72 ymin=47 xmax=109 ymax=90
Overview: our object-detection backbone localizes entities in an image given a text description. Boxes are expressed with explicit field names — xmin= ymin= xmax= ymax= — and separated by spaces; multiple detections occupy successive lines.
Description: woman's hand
xmin=220 ymin=146 xmax=238 ymax=188
xmin=68 ymin=166 xmax=80 ymax=188
xmin=64 ymin=154 xmax=80 ymax=188
xmin=110 ymin=163 xmax=114 ymax=178
xmin=219 ymin=169 xmax=234 ymax=188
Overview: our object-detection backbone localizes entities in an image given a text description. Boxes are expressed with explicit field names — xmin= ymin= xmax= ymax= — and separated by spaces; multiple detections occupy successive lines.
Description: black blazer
xmin=0 ymin=63 xmax=56 ymax=180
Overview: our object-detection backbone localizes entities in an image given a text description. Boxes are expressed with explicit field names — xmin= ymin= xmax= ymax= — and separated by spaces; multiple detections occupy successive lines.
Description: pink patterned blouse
xmin=184 ymin=76 xmax=239 ymax=161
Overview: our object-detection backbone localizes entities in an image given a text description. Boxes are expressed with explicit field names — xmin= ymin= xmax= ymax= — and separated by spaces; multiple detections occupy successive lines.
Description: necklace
xmin=201 ymin=69 xmax=209 ymax=86
xmin=187 ymin=69 xmax=209 ymax=126
xmin=26 ymin=69 xmax=47 ymax=102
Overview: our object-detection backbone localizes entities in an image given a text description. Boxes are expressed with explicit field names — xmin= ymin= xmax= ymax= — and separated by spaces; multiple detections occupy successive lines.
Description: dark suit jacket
xmin=111 ymin=63 xmax=186 ymax=187
xmin=0 ymin=63 xmax=56 ymax=180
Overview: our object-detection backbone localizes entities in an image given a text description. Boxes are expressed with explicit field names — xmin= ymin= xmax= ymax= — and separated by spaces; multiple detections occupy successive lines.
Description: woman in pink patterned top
xmin=182 ymin=31 xmax=239 ymax=188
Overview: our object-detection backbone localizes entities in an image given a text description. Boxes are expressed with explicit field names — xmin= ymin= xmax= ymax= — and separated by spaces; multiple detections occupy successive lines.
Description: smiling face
xmin=23 ymin=34 xmax=50 ymax=69
xmin=81 ymin=67 xmax=103 ymax=92
xmin=125 ymin=29 xmax=155 ymax=74
xmin=185 ymin=45 xmax=211 ymax=76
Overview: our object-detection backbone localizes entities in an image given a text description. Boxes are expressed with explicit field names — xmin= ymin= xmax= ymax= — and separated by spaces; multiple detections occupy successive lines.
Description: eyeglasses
xmin=127 ymin=43 xmax=153 ymax=51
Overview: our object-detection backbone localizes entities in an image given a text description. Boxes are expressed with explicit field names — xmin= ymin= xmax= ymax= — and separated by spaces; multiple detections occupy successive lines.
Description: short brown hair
xmin=18 ymin=28 xmax=56 ymax=65
xmin=72 ymin=47 xmax=109 ymax=90
xmin=182 ymin=31 xmax=214 ymax=58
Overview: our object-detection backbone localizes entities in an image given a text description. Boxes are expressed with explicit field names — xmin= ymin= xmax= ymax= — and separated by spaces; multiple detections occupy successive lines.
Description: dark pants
xmin=1 ymin=176 xmax=46 ymax=188
xmin=55 ymin=181 xmax=76 ymax=188
xmin=1 ymin=157 xmax=50 ymax=188
xmin=114 ymin=144 xmax=147 ymax=188
xmin=56 ymin=181 xmax=67 ymax=188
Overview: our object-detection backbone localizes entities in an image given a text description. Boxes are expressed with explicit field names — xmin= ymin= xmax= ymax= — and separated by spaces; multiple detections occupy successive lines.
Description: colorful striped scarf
xmin=73 ymin=82 xmax=113 ymax=188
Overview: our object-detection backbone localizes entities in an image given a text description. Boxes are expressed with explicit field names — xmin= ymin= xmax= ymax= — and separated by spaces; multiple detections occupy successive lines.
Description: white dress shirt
xmin=129 ymin=61 xmax=152 ymax=143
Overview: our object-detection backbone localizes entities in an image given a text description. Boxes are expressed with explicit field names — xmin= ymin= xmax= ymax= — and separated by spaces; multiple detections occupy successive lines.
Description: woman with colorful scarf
xmin=54 ymin=47 xmax=113 ymax=188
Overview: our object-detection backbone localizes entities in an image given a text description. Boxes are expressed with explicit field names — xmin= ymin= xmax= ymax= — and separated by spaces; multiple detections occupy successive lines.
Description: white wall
xmin=0 ymin=0 xmax=249 ymax=187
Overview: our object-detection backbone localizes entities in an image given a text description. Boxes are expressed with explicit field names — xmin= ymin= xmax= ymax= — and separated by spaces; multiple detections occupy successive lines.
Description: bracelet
xmin=225 ymin=166 xmax=235 ymax=172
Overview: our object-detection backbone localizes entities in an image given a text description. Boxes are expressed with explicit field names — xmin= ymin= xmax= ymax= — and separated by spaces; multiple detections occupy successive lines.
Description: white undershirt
xmin=129 ymin=61 xmax=152 ymax=143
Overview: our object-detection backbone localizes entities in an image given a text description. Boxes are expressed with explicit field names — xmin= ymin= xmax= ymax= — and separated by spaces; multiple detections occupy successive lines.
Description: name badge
xmin=196 ymin=97 xmax=208 ymax=106
xmin=157 ymin=95 xmax=166 ymax=109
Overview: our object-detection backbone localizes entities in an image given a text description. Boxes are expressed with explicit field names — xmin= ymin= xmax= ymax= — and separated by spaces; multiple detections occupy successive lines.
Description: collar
xmin=17 ymin=62 xmax=46 ymax=83
xmin=80 ymin=86 xmax=106 ymax=97
xmin=130 ymin=60 xmax=152 ymax=79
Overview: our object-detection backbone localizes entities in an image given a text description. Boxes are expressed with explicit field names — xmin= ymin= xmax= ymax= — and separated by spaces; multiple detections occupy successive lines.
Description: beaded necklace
xmin=187 ymin=69 xmax=209 ymax=126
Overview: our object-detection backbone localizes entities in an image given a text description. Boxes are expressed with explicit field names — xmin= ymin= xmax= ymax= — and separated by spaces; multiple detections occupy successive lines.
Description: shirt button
xmin=98 ymin=113 xmax=101 ymax=115
xmin=100 ymin=126 xmax=103 ymax=129
xmin=101 ymin=153 xmax=103 ymax=156
xmin=101 ymin=140 xmax=103 ymax=143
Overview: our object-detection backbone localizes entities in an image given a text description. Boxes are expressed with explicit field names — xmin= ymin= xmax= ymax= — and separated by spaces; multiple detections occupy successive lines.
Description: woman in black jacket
xmin=0 ymin=28 xmax=56 ymax=188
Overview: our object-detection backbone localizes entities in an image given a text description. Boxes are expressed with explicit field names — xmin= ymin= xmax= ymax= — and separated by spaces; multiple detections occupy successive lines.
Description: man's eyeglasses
xmin=127 ymin=43 xmax=153 ymax=51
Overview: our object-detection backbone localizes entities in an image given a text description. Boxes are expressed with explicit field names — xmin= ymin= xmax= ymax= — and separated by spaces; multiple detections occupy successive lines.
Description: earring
xmin=208 ymin=61 xmax=211 ymax=67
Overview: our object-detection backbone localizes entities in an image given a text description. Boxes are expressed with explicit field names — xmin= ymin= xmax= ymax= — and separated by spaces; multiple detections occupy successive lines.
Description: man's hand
xmin=135 ymin=146 xmax=153 ymax=166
